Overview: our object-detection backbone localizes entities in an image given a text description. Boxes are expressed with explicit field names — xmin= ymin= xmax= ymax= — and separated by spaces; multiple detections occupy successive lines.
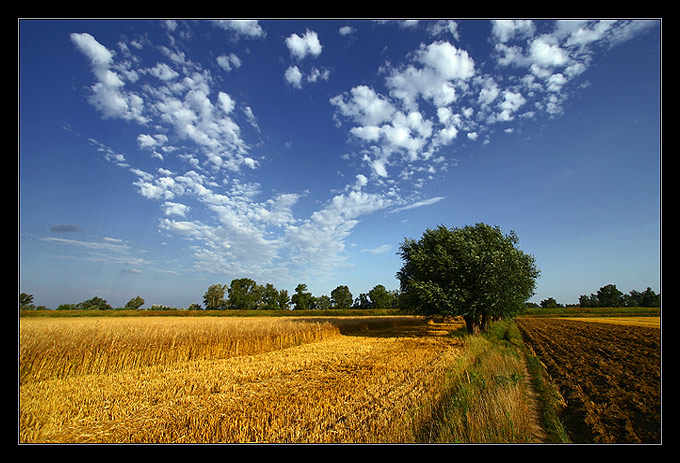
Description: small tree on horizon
xmin=203 ymin=284 xmax=227 ymax=310
xmin=291 ymin=283 xmax=313 ymax=310
xmin=125 ymin=296 xmax=145 ymax=310
xmin=331 ymin=285 xmax=353 ymax=310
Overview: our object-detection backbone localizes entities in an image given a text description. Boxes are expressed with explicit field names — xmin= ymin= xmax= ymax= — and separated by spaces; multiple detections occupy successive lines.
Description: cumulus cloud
xmin=386 ymin=41 xmax=475 ymax=110
xmin=286 ymin=30 xmax=322 ymax=60
xmin=217 ymin=53 xmax=242 ymax=72
xmin=330 ymin=40 xmax=476 ymax=179
xmin=331 ymin=85 xmax=396 ymax=126
xmin=212 ymin=20 xmax=265 ymax=39
xmin=162 ymin=201 xmax=190 ymax=217
xmin=71 ymin=32 xmax=146 ymax=123
xmin=284 ymin=65 xmax=303 ymax=88
xmin=73 ymin=32 xmax=256 ymax=173
xmin=491 ymin=20 xmax=536 ymax=43
xmin=487 ymin=19 xmax=657 ymax=119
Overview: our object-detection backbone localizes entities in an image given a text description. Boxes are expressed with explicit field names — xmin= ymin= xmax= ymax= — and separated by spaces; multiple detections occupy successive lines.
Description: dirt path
xmin=519 ymin=350 xmax=548 ymax=443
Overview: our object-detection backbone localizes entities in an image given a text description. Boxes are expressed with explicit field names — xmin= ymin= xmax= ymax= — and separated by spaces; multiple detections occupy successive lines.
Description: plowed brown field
xmin=516 ymin=318 xmax=660 ymax=443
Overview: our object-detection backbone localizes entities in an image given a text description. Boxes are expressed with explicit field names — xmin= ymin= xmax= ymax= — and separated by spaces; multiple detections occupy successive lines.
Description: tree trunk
xmin=463 ymin=313 xmax=480 ymax=334
xmin=480 ymin=311 xmax=490 ymax=332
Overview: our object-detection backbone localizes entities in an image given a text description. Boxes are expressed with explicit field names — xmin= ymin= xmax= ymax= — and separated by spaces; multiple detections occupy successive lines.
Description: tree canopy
xmin=330 ymin=285 xmax=353 ymax=310
xmin=397 ymin=223 xmax=539 ymax=334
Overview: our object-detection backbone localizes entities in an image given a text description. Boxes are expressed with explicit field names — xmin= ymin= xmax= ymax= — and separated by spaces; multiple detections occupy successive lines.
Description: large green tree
xmin=397 ymin=223 xmax=539 ymax=334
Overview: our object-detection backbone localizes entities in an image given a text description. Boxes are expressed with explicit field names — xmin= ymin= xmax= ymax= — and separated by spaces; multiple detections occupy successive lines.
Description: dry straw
xmin=20 ymin=316 xmax=463 ymax=443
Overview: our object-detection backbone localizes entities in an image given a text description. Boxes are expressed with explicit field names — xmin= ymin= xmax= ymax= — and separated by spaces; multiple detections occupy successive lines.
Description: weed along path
xmin=20 ymin=317 xmax=467 ymax=443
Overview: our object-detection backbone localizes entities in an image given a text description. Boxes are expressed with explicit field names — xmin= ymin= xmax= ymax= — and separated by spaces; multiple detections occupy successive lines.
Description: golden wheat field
xmin=20 ymin=315 xmax=466 ymax=443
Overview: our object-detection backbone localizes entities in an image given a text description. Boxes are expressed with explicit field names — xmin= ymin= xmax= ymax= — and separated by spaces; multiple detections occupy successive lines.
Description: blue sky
xmin=19 ymin=19 xmax=661 ymax=308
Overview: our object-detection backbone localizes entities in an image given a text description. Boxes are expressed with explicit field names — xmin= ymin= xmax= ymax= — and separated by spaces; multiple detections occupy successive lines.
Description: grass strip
xmin=417 ymin=320 xmax=544 ymax=443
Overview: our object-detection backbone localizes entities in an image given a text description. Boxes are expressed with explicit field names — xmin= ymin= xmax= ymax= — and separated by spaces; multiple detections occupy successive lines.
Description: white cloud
xmin=399 ymin=20 xmax=419 ymax=29
xmin=307 ymin=67 xmax=330 ymax=83
xmin=217 ymin=92 xmax=235 ymax=115
xmin=497 ymin=90 xmax=526 ymax=121
xmin=149 ymin=62 xmax=179 ymax=80
xmin=70 ymin=32 xmax=115 ymax=71
xmin=486 ymin=19 xmax=658 ymax=122
xmin=350 ymin=125 xmax=381 ymax=142
xmin=529 ymin=36 xmax=569 ymax=68
xmin=417 ymin=41 xmax=475 ymax=81
xmin=217 ymin=53 xmax=242 ymax=72
xmin=491 ymin=20 xmax=536 ymax=43
xmin=89 ymin=138 xmax=129 ymax=167
xmin=391 ymin=196 xmax=445 ymax=212
xmin=75 ymin=32 xmax=256 ymax=173
xmin=137 ymin=133 xmax=168 ymax=149
xmin=361 ymin=244 xmax=391 ymax=254
xmin=284 ymin=65 xmax=303 ymax=88
xmin=478 ymin=77 xmax=500 ymax=107
xmin=330 ymin=85 xmax=396 ymax=126
xmin=71 ymin=33 xmax=147 ymax=123
xmin=162 ymin=201 xmax=190 ymax=217
xmin=212 ymin=20 xmax=265 ymax=39
xmin=41 ymin=236 xmax=151 ymax=268
xmin=386 ymin=41 xmax=475 ymax=110
xmin=286 ymin=189 xmax=392 ymax=274
xmin=427 ymin=20 xmax=460 ymax=40
xmin=371 ymin=159 xmax=389 ymax=178
xmin=339 ymin=25 xmax=354 ymax=36
xmin=43 ymin=236 xmax=129 ymax=252
xmin=331 ymin=40 xmax=476 ymax=182
xmin=286 ymin=30 xmax=322 ymax=60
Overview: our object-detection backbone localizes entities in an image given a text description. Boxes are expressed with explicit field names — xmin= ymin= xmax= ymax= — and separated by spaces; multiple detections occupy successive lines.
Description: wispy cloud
xmin=361 ymin=244 xmax=392 ymax=254
xmin=391 ymin=196 xmax=446 ymax=213
xmin=41 ymin=236 xmax=151 ymax=268
xmin=43 ymin=237 xmax=129 ymax=252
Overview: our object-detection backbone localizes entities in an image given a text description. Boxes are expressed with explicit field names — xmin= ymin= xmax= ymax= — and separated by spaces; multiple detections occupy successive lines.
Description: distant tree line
xmin=20 ymin=280 xmax=401 ymax=312
xmin=19 ymin=293 xmax=148 ymax=311
xmin=527 ymin=283 xmax=661 ymax=309
xmin=202 ymin=278 xmax=401 ymax=311
xmin=577 ymin=284 xmax=660 ymax=308
xmin=20 ymin=281 xmax=659 ymax=313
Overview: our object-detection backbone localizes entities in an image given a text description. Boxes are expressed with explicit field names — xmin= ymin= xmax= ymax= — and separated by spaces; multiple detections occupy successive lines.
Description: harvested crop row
xmin=516 ymin=318 xmax=661 ymax=443
xmin=19 ymin=316 xmax=414 ymax=384
xmin=20 ymin=317 xmax=464 ymax=443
